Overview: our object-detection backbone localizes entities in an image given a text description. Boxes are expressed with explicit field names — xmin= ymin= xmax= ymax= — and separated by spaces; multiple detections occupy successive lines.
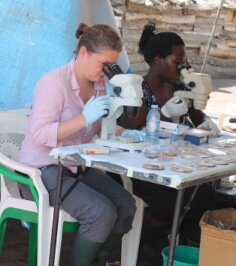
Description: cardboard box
xmin=199 ymin=208 xmax=236 ymax=266
xmin=184 ymin=128 xmax=210 ymax=145
xmin=160 ymin=121 xmax=189 ymax=135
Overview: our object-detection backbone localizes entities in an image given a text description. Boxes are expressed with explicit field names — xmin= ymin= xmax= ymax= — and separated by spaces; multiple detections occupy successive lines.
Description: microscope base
xmin=95 ymin=138 xmax=151 ymax=151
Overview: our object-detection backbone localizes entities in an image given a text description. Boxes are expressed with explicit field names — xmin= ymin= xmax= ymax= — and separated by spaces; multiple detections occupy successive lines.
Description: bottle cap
xmin=151 ymin=104 xmax=158 ymax=108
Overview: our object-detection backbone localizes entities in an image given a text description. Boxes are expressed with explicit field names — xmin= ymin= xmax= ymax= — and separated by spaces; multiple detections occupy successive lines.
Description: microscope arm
xmin=174 ymin=67 xmax=213 ymax=110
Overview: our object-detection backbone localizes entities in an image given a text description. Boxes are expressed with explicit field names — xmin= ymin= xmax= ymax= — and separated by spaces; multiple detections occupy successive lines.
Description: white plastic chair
xmin=217 ymin=103 xmax=236 ymax=131
xmin=0 ymin=111 xmax=78 ymax=266
xmin=0 ymin=111 xmax=146 ymax=266
xmin=120 ymin=175 xmax=147 ymax=266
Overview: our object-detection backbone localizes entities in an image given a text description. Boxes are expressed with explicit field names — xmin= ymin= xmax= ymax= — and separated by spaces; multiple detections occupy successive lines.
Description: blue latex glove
xmin=126 ymin=65 xmax=133 ymax=74
xmin=83 ymin=95 xmax=110 ymax=126
xmin=121 ymin=129 xmax=146 ymax=142
xmin=105 ymin=81 xmax=115 ymax=96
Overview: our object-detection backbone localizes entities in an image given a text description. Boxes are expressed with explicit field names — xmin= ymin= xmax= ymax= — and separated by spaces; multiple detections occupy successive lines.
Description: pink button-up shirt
xmin=18 ymin=59 xmax=105 ymax=168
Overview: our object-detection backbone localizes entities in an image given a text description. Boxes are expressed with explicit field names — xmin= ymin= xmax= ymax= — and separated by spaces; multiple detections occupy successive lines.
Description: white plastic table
xmin=50 ymin=134 xmax=236 ymax=266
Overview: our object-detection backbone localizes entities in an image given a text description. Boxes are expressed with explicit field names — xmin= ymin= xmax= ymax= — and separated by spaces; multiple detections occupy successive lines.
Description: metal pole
xmin=200 ymin=0 xmax=224 ymax=73
xmin=178 ymin=185 xmax=199 ymax=226
xmin=167 ymin=189 xmax=185 ymax=266
xmin=49 ymin=160 xmax=64 ymax=266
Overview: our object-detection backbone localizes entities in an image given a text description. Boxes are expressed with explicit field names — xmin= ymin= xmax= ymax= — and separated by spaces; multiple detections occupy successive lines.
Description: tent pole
xmin=201 ymin=0 xmax=225 ymax=73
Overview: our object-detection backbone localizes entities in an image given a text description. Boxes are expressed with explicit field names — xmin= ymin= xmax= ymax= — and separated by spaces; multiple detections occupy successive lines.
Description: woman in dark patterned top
xmin=118 ymin=22 xmax=217 ymax=249
xmin=119 ymin=22 xmax=219 ymax=135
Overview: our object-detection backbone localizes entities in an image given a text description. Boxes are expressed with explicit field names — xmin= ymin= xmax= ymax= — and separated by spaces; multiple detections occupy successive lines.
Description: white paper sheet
xmin=50 ymin=140 xmax=236 ymax=188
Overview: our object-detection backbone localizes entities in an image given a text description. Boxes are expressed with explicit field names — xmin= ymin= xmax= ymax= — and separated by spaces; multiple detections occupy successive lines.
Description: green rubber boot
xmin=70 ymin=233 xmax=103 ymax=266
xmin=93 ymin=234 xmax=123 ymax=266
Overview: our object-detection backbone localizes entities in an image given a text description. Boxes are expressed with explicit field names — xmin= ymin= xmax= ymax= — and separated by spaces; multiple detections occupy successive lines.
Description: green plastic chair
xmin=0 ymin=111 xmax=79 ymax=266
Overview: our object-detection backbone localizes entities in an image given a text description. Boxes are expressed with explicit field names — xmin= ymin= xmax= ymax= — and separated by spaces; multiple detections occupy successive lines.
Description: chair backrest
xmin=0 ymin=112 xmax=29 ymax=197
xmin=0 ymin=112 xmax=29 ymax=160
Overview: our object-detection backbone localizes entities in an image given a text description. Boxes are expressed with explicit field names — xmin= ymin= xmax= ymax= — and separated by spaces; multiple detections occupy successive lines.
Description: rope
xmin=200 ymin=0 xmax=225 ymax=73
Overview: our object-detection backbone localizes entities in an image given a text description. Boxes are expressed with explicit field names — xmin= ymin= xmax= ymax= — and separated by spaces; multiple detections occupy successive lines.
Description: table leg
xmin=49 ymin=160 xmax=64 ymax=266
xmin=178 ymin=185 xmax=199 ymax=226
xmin=167 ymin=189 xmax=185 ymax=266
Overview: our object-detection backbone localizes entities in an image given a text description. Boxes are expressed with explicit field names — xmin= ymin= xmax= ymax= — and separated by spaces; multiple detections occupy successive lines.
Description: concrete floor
xmin=205 ymin=79 xmax=236 ymax=117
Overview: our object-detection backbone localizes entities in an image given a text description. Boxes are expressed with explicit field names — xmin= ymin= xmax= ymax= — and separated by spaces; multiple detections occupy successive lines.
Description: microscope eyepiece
xmin=103 ymin=64 xmax=123 ymax=80
xmin=177 ymin=62 xmax=192 ymax=71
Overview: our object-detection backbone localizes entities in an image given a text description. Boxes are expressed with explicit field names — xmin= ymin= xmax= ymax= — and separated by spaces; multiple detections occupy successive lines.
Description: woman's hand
xmin=121 ymin=129 xmax=146 ymax=142
xmin=197 ymin=117 xmax=220 ymax=136
xmin=83 ymin=95 xmax=110 ymax=126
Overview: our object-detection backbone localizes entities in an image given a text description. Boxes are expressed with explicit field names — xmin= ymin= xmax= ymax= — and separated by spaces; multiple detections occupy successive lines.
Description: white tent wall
xmin=77 ymin=0 xmax=130 ymax=73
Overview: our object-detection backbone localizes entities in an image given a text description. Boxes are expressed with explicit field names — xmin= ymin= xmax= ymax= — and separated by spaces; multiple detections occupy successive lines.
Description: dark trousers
xmin=20 ymin=165 xmax=136 ymax=243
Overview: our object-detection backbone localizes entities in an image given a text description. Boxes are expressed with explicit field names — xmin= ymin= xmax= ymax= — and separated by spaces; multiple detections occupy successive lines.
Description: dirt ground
xmin=0 ymin=80 xmax=235 ymax=266
xmin=205 ymin=79 xmax=236 ymax=117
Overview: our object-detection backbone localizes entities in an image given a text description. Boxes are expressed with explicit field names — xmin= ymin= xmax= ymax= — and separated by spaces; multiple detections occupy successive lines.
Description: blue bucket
xmin=162 ymin=245 xmax=199 ymax=266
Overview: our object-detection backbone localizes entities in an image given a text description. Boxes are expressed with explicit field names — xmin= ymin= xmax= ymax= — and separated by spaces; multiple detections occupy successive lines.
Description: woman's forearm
xmin=57 ymin=114 xmax=87 ymax=142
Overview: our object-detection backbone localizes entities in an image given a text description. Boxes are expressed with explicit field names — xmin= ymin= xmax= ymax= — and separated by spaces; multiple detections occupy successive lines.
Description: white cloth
xmin=77 ymin=0 xmax=130 ymax=72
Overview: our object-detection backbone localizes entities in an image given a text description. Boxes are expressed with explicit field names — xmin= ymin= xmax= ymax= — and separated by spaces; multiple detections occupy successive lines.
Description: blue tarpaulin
xmin=0 ymin=0 xmax=79 ymax=110
xmin=0 ymin=0 xmax=130 ymax=111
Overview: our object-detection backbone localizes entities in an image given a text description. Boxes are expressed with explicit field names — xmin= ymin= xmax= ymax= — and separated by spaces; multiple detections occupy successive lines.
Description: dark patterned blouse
xmin=142 ymin=80 xmax=158 ymax=111
xmin=141 ymin=79 xmax=202 ymax=126
xmin=142 ymin=79 xmax=186 ymax=112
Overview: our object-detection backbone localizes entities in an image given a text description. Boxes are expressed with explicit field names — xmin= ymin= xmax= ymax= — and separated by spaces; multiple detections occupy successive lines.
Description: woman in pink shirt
xmin=19 ymin=23 xmax=136 ymax=266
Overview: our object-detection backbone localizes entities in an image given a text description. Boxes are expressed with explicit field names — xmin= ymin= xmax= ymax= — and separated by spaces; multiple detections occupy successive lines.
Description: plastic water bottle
xmin=146 ymin=105 xmax=160 ymax=144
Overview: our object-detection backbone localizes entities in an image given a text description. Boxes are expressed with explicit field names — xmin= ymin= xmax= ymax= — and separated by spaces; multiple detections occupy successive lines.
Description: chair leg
xmin=0 ymin=219 xmax=7 ymax=255
xmin=54 ymin=216 xmax=64 ymax=266
xmin=28 ymin=223 xmax=37 ymax=266
xmin=121 ymin=196 xmax=146 ymax=266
